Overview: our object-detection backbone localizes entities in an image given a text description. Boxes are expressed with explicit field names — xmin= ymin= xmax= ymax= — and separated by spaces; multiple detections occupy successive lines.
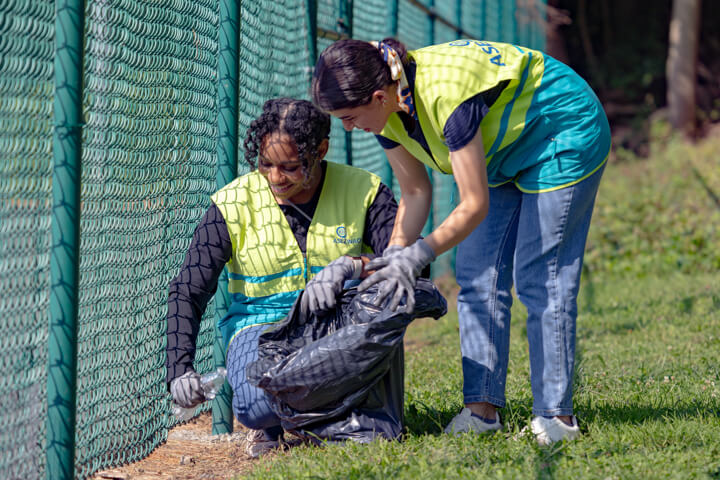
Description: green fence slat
xmin=47 ymin=0 xmax=85 ymax=477
xmin=212 ymin=0 xmax=241 ymax=435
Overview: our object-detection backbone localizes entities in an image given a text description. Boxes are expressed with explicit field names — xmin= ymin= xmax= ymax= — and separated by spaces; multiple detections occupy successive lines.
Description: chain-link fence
xmin=0 ymin=0 xmax=546 ymax=478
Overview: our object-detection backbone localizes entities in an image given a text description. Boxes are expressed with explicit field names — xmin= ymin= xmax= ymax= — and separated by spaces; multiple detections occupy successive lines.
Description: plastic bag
xmin=172 ymin=367 xmax=227 ymax=421
xmin=246 ymin=278 xmax=447 ymax=442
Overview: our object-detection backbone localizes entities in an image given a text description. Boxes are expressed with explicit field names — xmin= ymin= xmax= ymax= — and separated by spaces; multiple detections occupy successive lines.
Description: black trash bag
xmin=246 ymin=277 xmax=447 ymax=443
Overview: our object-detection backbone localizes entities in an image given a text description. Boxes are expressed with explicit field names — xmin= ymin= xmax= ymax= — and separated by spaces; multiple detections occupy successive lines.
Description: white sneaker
xmin=245 ymin=429 xmax=284 ymax=458
xmin=444 ymin=408 xmax=503 ymax=435
xmin=530 ymin=416 xmax=580 ymax=445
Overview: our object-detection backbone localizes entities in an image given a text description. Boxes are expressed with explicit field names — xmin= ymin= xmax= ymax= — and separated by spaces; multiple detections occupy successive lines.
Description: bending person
xmin=311 ymin=38 xmax=611 ymax=445
xmin=165 ymin=98 xmax=397 ymax=457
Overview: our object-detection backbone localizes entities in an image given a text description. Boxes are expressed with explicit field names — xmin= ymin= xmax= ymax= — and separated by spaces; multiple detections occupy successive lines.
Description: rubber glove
xmin=170 ymin=370 xmax=206 ymax=408
xmin=381 ymin=244 xmax=404 ymax=258
xmin=302 ymin=256 xmax=363 ymax=314
xmin=357 ymin=238 xmax=436 ymax=312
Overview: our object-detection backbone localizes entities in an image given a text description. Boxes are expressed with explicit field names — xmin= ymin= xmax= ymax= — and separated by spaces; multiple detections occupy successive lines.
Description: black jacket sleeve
xmin=166 ymin=203 xmax=232 ymax=385
xmin=362 ymin=182 xmax=398 ymax=256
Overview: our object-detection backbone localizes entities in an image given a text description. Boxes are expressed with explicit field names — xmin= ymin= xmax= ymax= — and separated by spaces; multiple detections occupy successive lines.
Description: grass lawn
xmin=241 ymin=134 xmax=720 ymax=479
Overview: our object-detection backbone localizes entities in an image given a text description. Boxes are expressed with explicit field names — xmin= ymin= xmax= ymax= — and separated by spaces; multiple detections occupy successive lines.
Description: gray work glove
xmin=170 ymin=370 xmax=205 ymax=408
xmin=381 ymin=244 xmax=404 ymax=258
xmin=302 ymin=255 xmax=363 ymax=314
xmin=357 ymin=239 xmax=436 ymax=312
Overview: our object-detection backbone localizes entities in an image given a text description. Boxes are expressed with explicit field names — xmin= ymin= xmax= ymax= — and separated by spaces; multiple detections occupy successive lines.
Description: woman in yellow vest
xmin=312 ymin=38 xmax=611 ymax=445
xmin=165 ymin=98 xmax=397 ymax=457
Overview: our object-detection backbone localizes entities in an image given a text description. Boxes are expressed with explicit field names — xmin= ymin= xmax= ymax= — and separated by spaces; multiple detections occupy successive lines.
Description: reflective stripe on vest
xmin=380 ymin=40 xmax=545 ymax=174
xmin=211 ymin=162 xmax=381 ymax=347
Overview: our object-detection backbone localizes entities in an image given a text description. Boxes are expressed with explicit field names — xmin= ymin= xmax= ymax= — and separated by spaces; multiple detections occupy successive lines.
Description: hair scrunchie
xmin=370 ymin=41 xmax=416 ymax=120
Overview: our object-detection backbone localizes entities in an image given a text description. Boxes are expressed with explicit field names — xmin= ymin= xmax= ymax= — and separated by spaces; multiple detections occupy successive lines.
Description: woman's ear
xmin=372 ymin=89 xmax=388 ymax=106
xmin=317 ymin=138 xmax=330 ymax=159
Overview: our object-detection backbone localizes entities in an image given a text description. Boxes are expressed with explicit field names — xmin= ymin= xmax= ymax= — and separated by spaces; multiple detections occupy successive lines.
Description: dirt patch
xmin=93 ymin=413 xmax=257 ymax=480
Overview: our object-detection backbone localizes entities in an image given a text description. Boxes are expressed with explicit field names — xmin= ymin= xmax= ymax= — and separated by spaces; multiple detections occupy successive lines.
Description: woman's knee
xmin=232 ymin=397 xmax=279 ymax=430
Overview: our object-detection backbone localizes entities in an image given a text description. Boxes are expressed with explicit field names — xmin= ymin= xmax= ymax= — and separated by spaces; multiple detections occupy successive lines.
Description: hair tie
xmin=370 ymin=41 xmax=416 ymax=120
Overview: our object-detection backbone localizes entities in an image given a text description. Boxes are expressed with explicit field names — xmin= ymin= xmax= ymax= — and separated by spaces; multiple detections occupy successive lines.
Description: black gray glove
xmin=357 ymin=239 xmax=436 ymax=312
xmin=170 ymin=370 xmax=205 ymax=408
xmin=302 ymin=256 xmax=363 ymax=314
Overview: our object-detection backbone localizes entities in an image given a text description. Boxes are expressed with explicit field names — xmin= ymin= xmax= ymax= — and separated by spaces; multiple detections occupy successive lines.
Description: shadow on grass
xmin=403 ymin=397 xmax=538 ymax=436
xmin=403 ymin=402 xmax=455 ymax=435
xmin=578 ymin=399 xmax=720 ymax=426
xmin=580 ymin=288 xmax=717 ymax=317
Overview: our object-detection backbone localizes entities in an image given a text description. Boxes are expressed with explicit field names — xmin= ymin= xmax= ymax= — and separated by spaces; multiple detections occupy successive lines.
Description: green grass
xmin=240 ymin=134 xmax=720 ymax=479
xmin=584 ymin=132 xmax=720 ymax=276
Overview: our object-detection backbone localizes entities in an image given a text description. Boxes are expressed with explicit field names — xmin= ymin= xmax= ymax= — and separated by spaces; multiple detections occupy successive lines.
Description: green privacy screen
xmin=0 ymin=1 xmax=546 ymax=478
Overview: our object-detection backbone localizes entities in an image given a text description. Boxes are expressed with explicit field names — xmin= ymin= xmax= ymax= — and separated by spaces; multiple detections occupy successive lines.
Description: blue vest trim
xmin=228 ymin=267 xmax=303 ymax=283
xmin=219 ymin=290 xmax=301 ymax=348
xmin=486 ymin=52 xmax=533 ymax=159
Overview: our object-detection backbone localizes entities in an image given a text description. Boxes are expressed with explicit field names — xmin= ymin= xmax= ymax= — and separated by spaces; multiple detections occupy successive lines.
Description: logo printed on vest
xmin=449 ymin=40 xmax=506 ymax=66
xmin=334 ymin=225 xmax=361 ymax=245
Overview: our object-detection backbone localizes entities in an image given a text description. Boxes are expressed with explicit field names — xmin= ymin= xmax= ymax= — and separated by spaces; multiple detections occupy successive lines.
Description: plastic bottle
xmin=171 ymin=367 xmax=228 ymax=421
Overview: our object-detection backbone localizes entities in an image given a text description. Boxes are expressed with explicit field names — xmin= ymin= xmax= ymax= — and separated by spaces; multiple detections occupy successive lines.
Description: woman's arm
xmin=357 ymin=129 xmax=488 ymax=311
xmin=423 ymin=128 xmax=489 ymax=256
xmin=384 ymin=144 xmax=433 ymax=247
xmin=362 ymin=182 xmax=398 ymax=255
xmin=166 ymin=203 xmax=232 ymax=385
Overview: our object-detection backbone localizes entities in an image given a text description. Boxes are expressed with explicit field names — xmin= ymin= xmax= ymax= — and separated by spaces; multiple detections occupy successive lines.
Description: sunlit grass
xmin=240 ymin=135 xmax=720 ymax=479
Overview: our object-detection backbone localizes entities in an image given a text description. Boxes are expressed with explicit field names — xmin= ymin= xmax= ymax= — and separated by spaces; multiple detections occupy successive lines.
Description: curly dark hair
xmin=312 ymin=38 xmax=408 ymax=111
xmin=243 ymin=98 xmax=331 ymax=179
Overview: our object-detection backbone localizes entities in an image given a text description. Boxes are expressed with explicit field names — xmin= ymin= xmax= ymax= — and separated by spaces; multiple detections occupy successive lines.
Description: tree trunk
xmin=666 ymin=0 xmax=702 ymax=137
xmin=545 ymin=0 xmax=571 ymax=64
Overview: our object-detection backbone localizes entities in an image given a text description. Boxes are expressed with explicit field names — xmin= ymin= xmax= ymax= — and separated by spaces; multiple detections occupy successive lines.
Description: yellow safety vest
xmin=211 ymin=162 xmax=381 ymax=348
xmin=380 ymin=40 xmax=610 ymax=192
xmin=381 ymin=40 xmax=545 ymax=174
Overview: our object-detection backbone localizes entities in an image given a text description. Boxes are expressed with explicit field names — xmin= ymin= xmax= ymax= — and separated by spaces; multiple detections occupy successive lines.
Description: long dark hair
xmin=243 ymin=98 xmax=331 ymax=179
xmin=311 ymin=38 xmax=408 ymax=111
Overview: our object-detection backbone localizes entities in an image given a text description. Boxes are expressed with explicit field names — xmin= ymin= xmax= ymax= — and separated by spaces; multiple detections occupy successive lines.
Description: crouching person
xmin=165 ymin=98 xmax=397 ymax=457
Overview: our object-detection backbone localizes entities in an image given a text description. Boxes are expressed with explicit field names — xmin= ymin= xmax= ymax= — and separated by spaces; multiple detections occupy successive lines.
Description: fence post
xmin=481 ymin=0 xmax=486 ymax=39
xmin=456 ymin=0 xmax=463 ymax=38
xmin=388 ymin=0 xmax=399 ymax=37
xmin=424 ymin=1 xmax=435 ymax=240
xmin=211 ymin=0 xmax=241 ymax=436
xmin=384 ymin=0 xmax=399 ymax=190
xmin=339 ymin=0 xmax=354 ymax=165
xmin=305 ymin=0 xmax=318 ymax=70
xmin=46 ymin=0 xmax=85 ymax=477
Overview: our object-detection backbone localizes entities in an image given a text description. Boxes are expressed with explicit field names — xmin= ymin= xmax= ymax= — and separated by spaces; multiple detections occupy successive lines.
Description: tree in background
xmin=544 ymin=0 xmax=571 ymax=64
xmin=666 ymin=0 xmax=702 ymax=137
xmin=550 ymin=0 xmax=719 ymax=150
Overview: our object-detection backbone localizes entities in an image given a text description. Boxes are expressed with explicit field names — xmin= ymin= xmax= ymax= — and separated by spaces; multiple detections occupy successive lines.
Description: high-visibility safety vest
xmin=380 ymin=40 xmax=611 ymax=193
xmin=211 ymin=162 xmax=381 ymax=349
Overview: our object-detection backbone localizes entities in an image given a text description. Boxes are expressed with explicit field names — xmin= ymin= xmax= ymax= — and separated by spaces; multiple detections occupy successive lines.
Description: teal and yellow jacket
xmin=379 ymin=40 xmax=611 ymax=192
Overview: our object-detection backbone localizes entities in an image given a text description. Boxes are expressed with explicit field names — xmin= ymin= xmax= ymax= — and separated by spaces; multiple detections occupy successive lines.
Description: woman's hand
xmin=170 ymin=370 xmax=205 ymax=408
xmin=302 ymin=256 xmax=363 ymax=314
xmin=358 ymin=239 xmax=436 ymax=312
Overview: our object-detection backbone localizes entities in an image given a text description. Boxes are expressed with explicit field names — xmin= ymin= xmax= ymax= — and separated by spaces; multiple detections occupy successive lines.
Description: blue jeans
xmin=226 ymin=324 xmax=282 ymax=433
xmin=455 ymin=165 xmax=604 ymax=416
